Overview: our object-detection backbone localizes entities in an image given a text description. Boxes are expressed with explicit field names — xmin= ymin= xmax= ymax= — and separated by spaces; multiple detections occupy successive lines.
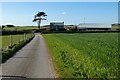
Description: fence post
xmin=22 ymin=34 xmax=24 ymax=41
xmin=24 ymin=33 xmax=26 ymax=41
xmin=26 ymin=34 xmax=27 ymax=40
xmin=28 ymin=34 xmax=29 ymax=39
xmin=30 ymin=33 xmax=31 ymax=38
xmin=18 ymin=34 xmax=20 ymax=43
xmin=10 ymin=35 xmax=12 ymax=46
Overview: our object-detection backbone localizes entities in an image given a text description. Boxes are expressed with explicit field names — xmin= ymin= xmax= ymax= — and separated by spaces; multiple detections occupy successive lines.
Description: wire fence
xmin=1 ymin=33 xmax=34 ymax=50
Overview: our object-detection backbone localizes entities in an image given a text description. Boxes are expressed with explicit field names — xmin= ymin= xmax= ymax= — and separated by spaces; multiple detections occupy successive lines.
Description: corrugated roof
xmin=78 ymin=23 xmax=111 ymax=28
xmin=50 ymin=22 xmax=64 ymax=26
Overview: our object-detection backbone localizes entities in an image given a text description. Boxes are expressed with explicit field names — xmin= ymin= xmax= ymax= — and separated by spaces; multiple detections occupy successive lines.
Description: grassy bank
xmin=1 ymin=34 xmax=35 ymax=63
xmin=2 ymin=26 xmax=38 ymax=31
xmin=1 ymin=34 xmax=33 ymax=49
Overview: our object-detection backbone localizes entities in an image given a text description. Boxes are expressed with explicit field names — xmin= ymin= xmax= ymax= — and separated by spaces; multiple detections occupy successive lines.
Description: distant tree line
xmin=0 ymin=25 xmax=14 ymax=29
xmin=112 ymin=24 xmax=120 ymax=26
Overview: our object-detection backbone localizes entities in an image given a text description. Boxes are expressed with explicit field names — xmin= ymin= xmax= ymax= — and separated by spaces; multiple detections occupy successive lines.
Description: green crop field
xmin=0 ymin=26 xmax=49 ymax=31
xmin=43 ymin=33 xmax=119 ymax=78
xmin=2 ymin=26 xmax=38 ymax=31
xmin=1 ymin=34 xmax=32 ymax=49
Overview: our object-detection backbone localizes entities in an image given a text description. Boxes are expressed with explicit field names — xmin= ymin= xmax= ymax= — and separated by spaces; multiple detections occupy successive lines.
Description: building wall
xmin=50 ymin=22 xmax=64 ymax=30
xmin=78 ymin=23 xmax=111 ymax=31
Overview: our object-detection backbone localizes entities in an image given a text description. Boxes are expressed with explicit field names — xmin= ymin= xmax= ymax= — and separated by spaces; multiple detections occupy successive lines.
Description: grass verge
xmin=1 ymin=35 xmax=35 ymax=63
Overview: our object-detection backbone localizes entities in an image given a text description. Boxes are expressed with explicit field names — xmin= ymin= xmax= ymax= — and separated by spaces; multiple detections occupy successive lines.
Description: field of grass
xmin=1 ymin=34 xmax=33 ymax=49
xmin=1 ymin=26 xmax=38 ymax=31
xmin=43 ymin=33 xmax=119 ymax=78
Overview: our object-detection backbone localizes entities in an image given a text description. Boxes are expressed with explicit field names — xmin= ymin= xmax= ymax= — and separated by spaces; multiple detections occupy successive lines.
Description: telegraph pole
xmin=84 ymin=17 xmax=86 ymax=24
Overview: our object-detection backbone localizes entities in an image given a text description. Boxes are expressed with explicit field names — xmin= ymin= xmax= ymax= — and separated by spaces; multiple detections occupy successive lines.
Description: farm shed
xmin=78 ymin=23 xmax=111 ymax=31
xmin=50 ymin=22 xmax=64 ymax=31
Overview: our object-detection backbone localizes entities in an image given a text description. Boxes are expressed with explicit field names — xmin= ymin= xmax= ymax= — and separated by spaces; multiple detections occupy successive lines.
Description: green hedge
xmin=1 ymin=35 xmax=35 ymax=63
xmin=41 ymin=30 xmax=119 ymax=34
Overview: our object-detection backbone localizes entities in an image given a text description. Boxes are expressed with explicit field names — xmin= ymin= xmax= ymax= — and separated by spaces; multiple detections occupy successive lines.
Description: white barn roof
xmin=78 ymin=23 xmax=111 ymax=28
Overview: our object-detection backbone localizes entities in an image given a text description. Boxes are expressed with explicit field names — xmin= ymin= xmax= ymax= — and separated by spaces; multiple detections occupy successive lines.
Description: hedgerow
xmin=1 ymin=35 xmax=35 ymax=63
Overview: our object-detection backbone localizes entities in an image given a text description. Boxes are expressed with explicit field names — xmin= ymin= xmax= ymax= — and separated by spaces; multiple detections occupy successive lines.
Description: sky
xmin=1 ymin=2 xmax=118 ymax=26
xmin=1 ymin=0 xmax=120 ymax=2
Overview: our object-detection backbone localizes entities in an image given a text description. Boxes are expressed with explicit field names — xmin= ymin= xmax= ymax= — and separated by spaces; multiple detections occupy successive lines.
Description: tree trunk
xmin=37 ymin=20 xmax=41 ymax=29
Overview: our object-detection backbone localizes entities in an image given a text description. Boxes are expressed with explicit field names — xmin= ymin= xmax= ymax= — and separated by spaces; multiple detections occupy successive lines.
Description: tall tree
xmin=33 ymin=12 xmax=47 ymax=29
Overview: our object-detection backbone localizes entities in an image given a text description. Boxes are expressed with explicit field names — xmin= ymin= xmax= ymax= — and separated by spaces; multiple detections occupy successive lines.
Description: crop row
xmin=43 ymin=33 xmax=119 ymax=78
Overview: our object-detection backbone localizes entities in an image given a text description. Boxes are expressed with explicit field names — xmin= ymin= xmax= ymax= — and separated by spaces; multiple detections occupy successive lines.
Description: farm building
xmin=50 ymin=22 xmax=64 ymax=31
xmin=78 ymin=23 xmax=111 ymax=31
xmin=112 ymin=24 xmax=120 ymax=30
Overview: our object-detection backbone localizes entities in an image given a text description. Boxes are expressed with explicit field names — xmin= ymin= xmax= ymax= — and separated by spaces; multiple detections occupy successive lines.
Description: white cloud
xmin=62 ymin=12 xmax=66 ymax=15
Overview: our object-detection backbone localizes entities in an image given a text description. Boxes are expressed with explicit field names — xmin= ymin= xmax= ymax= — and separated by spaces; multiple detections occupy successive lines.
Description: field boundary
xmin=41 ymin=30 xmax=120 ymax=34
xmin=1 ymin=34 xmax=35 ymax=63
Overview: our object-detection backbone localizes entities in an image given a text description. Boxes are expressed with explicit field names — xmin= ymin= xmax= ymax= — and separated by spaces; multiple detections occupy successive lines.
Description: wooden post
xmin=19 ymin=34 xmax=20 ymax=42
xmin=24 ymin=33 xmax=26 ymax=41
xmin=25 ymin=34 xmax=27 ymax=41
xmin=28 ymin=34 xmax=29 ymax=39
xmin=10 ymin=35 xmax=12 ymax=46
xmin=30 ymin=33 xmax=31 ymax=38
xmin=18 ymin=34 xmax=20 ymax=43
xmin=26 ymin=34 xmax=28 ymax=40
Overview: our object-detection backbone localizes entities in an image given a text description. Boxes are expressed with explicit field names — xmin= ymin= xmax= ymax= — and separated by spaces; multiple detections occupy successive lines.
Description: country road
xmin=0 ymin=34 xmax=56 ymax=79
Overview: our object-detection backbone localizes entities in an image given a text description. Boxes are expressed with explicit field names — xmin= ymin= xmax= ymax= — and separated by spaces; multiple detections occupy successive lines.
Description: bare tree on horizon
xmin=33 ymin=12 xmax=47 ymax=29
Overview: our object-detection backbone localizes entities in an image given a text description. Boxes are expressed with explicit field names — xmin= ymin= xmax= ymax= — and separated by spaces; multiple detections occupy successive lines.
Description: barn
xmin=78 ymin=23 xmax=111 ymax=31
xmin=50 ymin=22 xmax=64 ymax=31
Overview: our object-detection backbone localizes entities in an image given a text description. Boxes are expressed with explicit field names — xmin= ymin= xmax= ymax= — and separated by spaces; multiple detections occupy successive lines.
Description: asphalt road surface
xmin=0 ymin=34 xmax=56 ymax=79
